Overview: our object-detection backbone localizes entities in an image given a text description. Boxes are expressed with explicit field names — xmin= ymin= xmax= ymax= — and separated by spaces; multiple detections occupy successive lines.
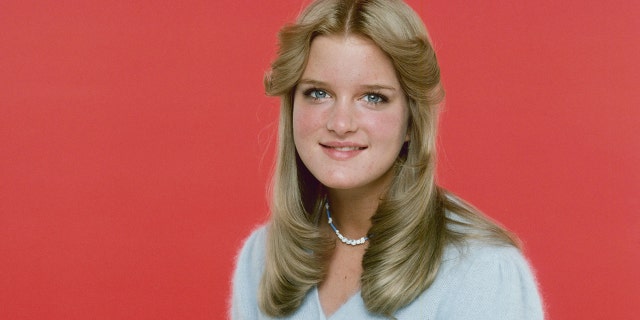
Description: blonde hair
xmin=260 ymin=0 xmax=517 ymax=317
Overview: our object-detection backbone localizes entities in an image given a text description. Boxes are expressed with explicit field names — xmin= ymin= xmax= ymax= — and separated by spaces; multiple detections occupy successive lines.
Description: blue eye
xmin=364 ymin=93 xmax=387 ymax=104
xmin=304 ymin=88 xmax=329 ymax=100
xmin=312 ymin=90 xmax=327 ymax=99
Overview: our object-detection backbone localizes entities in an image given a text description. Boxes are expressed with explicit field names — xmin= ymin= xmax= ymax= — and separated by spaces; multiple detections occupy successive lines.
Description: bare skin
xmin=293 ymin=34 xmax=408 ymax=316
xmin=317 ymin=238 xmax=368 ymax=316
xmin=317 ymin=194 xmax=377 ymax=316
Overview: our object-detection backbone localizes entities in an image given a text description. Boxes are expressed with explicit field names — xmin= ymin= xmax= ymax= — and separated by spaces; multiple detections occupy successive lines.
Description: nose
xmin=326 ymin=98 xmax=357 ymax=135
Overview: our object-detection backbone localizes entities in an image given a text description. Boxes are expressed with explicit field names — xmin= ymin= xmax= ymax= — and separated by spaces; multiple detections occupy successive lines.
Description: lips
xmin=326 ymin=146 xmax=366 ymax=151
xmin=320 ymin=142 xmax=367 ymax=150
xmin=320 ymin=142 xmax=367 ymax=160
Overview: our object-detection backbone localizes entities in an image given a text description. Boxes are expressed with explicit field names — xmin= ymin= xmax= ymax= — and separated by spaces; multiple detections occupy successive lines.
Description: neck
xmin=326 ymin=189 xmax=380 ymax=238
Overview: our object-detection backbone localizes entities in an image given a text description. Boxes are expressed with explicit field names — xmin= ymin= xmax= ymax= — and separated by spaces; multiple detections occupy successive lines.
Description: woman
xmin=232 ymin=0 xmax=544 ymax=318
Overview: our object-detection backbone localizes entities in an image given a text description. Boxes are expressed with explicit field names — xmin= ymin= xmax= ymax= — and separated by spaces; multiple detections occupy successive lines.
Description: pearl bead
xmin=326 ymin=201 xmax=369 ymax=246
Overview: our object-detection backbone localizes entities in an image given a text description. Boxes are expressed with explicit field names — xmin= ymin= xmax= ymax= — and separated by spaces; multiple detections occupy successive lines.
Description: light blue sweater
xmin=231 ymin=226 xmax=544 ymax=319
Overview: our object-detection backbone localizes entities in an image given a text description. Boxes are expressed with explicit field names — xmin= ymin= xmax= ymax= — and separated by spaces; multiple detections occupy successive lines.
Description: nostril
xmin=326 ymin=108 xmax=356 ymax=134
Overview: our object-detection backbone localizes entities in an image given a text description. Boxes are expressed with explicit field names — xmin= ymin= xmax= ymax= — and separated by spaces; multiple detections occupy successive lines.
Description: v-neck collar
xmin=313 ymin=286 xmax=363 ymax=319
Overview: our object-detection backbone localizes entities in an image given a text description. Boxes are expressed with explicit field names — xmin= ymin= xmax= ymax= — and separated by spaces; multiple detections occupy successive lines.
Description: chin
xmin=317 ymin=178 xmax=359 ymax=191
xmin=316 ymin=170 xmax=394 ymax=195
xmin=318 ymin=177 xmax=375 ymax=193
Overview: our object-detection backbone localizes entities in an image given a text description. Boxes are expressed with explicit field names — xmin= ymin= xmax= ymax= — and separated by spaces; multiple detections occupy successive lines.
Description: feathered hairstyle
xmin=260 ymin=0 xmax=517 ymax=317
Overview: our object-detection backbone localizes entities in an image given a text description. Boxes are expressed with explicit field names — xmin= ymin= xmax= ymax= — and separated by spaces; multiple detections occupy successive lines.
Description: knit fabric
xmin=231 ymin=226 xmax=544 ymax=319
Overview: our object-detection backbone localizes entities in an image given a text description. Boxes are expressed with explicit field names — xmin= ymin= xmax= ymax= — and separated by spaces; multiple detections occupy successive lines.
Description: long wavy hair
xmin=260 ymin=0 xmax=518 ymax=317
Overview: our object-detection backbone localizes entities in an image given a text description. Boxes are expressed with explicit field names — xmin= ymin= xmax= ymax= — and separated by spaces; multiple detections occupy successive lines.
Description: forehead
xmin=301 ymin=34 xmax=400 ymax=88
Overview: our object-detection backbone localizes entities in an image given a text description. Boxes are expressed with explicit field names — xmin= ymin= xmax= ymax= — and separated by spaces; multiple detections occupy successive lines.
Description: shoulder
xmin=427 ymin=205 xmax=545 ymax=318
xmin=230 ymin=225 xmax=268 ymax=319
xmin=233 ymin=225 xmax=268 ymax=286
xmin=442 ymin=241 xmax=536 ymax=287
xmin=236 ymin=225 xmax=268 ymax=267
xmin=432 ymin=241 xmax=545 ymax=319
xmin=396 ymin=239 xmax=544 ymax=319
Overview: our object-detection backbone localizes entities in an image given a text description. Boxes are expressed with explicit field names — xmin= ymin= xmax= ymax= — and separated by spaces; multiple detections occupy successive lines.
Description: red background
xmin=1 ymin=1 xmax=638 ymax=319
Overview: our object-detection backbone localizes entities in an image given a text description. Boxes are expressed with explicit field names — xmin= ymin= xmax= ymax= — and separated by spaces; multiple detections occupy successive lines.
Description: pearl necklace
xmin=325 ymin=202 xmax=369 ymax=246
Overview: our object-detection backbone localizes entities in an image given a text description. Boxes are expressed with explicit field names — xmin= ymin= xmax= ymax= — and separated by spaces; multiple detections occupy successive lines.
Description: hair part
xmin=260 ymin=0 xmax=517 ymax=317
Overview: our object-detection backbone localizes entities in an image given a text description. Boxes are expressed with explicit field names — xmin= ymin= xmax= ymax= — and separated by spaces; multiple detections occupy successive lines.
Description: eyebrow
xmin=298 ymin=79 xmax=397 ymax=91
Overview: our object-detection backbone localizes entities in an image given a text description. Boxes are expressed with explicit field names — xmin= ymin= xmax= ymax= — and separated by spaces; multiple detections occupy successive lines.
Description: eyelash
xmin=302 ymin=87 xmax=389 ymax=105
xmin=363 ymin=91 xmax=388 ymax=104
xmin=303 ymin=88 xmax=329 ymax=100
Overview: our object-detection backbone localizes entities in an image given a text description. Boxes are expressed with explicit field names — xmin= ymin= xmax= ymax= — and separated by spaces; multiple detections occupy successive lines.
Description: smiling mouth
xmin=331 ymin=146 xmax=366 ymax=151
xmin=320 ymin=144 xmax=367 ymax=151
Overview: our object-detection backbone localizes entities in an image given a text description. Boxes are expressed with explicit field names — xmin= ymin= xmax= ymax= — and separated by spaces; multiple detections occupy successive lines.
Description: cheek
xmin=293 ymin=107 xmax=322 ymax=140
xmin=292 ymin=107 xmax=303 ymax=143
xmin=366 ymin=112 xmax=409 ymax=143
xmin=292 ymin=106 xmax=314 ymax=148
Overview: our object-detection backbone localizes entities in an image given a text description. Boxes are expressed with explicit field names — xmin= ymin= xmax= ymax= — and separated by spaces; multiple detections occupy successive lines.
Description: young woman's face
xmin=293 ymin=35 xmax=409 ymax=196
